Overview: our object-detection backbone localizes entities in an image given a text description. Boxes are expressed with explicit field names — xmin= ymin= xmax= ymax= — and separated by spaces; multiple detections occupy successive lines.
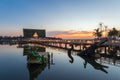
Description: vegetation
xmin=93 ymin=25 xmax=120 ymax=39
xmin=93 ymin=28 xmax=102 ymax=38
xmin=108 ymin=28 xmax=119 ymax=37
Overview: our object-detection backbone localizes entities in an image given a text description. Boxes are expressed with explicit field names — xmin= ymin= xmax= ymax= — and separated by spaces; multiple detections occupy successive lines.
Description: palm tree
xmin=108 ymin=28 xmax=119 ymax=37
xmin=93 ymin=28 xmax=102 ymax=39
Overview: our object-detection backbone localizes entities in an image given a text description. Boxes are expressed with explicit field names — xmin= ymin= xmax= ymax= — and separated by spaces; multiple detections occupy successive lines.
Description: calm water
xmin=0 ymin=44 xmax=120 ymax=80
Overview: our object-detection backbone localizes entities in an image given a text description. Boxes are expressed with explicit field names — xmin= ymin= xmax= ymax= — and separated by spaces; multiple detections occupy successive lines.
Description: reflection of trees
xmin=77 ymin=40 xmax=109 ymax=73
xmin=80 ymin=56 xmax=108 ymax=74
xmin=95 ymin=45 xmax=120 ymax=68
xmin=77 ymin=41 xmax=119 ymax=73
xmin=108 ymin=46 xmax=118 ymax=56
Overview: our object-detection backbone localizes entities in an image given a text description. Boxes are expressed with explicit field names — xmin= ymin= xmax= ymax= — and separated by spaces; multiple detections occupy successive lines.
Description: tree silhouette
xmin=93 ymin=28 xmax=102 ymax=38
xmin=108 ymin=28 xmax=119 ymax=37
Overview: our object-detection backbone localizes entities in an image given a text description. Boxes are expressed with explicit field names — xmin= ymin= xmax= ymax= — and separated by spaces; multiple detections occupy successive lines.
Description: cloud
xmin=47 ymin=30 xmax=94 ymax=39
xmin=47 ymin=31 xmax=68 ymax=37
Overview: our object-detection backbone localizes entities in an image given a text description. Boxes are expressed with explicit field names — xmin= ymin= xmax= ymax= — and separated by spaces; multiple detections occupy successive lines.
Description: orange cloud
xmin=55 ymin=31 xmax=94 ymax=39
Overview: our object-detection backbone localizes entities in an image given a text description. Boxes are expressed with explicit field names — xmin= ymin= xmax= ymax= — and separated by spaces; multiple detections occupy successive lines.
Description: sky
xmin=0 ymin=0 xmax=120 ymax=38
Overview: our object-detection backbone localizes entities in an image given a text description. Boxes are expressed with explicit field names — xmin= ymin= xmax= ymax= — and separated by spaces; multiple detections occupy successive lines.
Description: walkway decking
xmin=21 ymin=38 xmax=120 ymax=50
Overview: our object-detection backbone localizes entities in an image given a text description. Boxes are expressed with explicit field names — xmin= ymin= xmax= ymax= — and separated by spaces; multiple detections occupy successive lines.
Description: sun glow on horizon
xmin=55 ymin=31 xmax=94 ymax=39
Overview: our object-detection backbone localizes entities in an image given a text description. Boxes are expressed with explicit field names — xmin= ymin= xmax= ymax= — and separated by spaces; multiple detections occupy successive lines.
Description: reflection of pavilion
xmin=27 ymin=63 xmax=46 ymax=80
xmin=23 ymin=44 xmax=54 ymax=80
xmin=23 ymin=45 xmax=49 ymax=64
xmin=23 ymin=45 xmax=48 ymax=80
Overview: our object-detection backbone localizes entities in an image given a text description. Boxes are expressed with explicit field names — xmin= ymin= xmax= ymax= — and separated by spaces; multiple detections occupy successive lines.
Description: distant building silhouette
xmin=23 ymin=29 xmax=46 ymax=38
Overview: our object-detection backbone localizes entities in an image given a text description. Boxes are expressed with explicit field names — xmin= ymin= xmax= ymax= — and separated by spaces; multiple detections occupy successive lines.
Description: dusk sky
xmin=0 ymin=0 xmax=120 ymax=38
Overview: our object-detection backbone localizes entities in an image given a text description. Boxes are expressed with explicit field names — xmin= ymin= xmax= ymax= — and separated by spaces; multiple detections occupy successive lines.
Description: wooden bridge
xmin=21 ymin=38 xmax=96 ymax=51
xmin=20 ymin=38 xmax=120 ymax=51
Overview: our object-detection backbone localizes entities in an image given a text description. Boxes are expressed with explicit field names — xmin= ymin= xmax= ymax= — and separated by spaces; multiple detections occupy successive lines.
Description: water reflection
xmin=24 ymin=45 xmax=48 ymax=64
xmin=26 ymin=52 xmax=55 ymax=80
xmin=66 ymin=44 xmax=120 ymax=74
xmin=108 ymin=46 xmax=119 ymax=56
xmin=27 ymin=63 xmax=46 ymax=80
xmin=67 ymin=44 xmax=74 ymax=63
xmin=23 ymin=45 xmax=51 ymax=80
xmin=80 ymin=55 xmax=108 ymax=73
xmin=77 ymin=44 xmax=120 ymax=73
xmin=76 ymin=44 xmax=109 ymax=74
xmin=47 ymin=52 xmax=55 ymax=69
xmin=20 ymin=43 xmax=120 ymax=76
xmin=1 ymin=43 xmax=120 ymax=80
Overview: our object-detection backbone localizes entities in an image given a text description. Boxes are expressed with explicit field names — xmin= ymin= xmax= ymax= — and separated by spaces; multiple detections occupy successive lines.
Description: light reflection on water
xmin=0 ymin=44 xmax=120 ymax=80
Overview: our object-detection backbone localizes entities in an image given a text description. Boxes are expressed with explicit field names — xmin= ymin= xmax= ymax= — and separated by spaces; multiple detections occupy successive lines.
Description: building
xmin=23 ymin=29 xmax=46 ymax=38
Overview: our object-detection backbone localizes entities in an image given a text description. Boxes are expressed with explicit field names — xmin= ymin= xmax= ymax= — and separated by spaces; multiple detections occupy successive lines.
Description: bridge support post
xmin=104 ymin=46 xmax=107 ymax=54
xmin=65 ymin=44 xmax=67 ymax=49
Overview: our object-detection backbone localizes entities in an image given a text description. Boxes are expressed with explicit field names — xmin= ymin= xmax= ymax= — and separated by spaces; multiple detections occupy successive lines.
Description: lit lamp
xmin=33 ymin=32 xmax=38 ymax=39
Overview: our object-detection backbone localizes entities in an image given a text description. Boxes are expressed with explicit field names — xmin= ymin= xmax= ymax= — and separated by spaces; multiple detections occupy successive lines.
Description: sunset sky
xmin=0 ymin=0 xmax=120 ymax=38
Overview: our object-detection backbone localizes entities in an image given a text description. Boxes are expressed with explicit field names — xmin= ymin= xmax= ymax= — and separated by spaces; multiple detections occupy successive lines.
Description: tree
xmin=93 ymin=28 xmax=102 ymax=38
xmin=108 ymin=28 xmax=119 ymax=37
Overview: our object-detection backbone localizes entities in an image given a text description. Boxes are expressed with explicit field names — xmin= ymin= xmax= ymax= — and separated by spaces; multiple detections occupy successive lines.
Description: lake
xmin=0 ymin=44 xmax=120 ymax=80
